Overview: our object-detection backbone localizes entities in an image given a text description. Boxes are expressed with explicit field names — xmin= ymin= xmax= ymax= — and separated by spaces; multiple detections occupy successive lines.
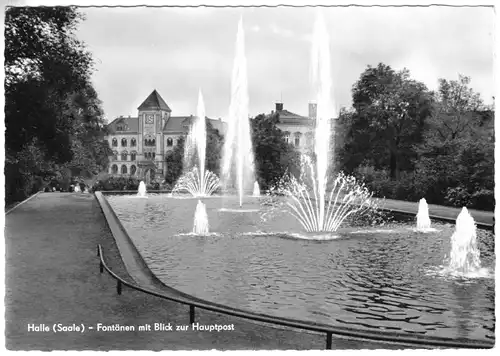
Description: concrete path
xmin=5 ymin=192 xmax=410 ymax=350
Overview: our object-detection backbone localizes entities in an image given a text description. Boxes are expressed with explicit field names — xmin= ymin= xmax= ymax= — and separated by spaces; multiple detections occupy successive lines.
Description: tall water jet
xmin=279 ymin=12 xmax=375 ymax=233
xmin=416 ymin=198 xmax=432 ymax=231
xmin=448 ymin=207 xmax=481 ymax=273
xmin=137 ymin=181 xmax=147 ymax=197
xmin=221 ymin=17 xmax=255 ymax=207
xmin=173 ymin=90 xmax=220 ymax=197
xmin=253 ymin=181 xmax=260 ymax=197
xmin=193 ymin=200 xmax=209 ymax=235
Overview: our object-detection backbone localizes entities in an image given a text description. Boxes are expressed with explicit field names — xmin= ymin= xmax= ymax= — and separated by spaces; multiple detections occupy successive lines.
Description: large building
xmin=273 ymin=102 xmax=317 ymax=153
xmin=105 ymin=90 xmax=225 ymax=182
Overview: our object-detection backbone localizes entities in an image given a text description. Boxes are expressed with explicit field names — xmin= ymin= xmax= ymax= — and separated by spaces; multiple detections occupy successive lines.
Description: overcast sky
xmin=75 ymin=5 xmax=495 ymax=122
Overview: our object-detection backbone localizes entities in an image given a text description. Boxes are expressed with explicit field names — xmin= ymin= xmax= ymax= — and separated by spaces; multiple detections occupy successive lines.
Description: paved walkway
xmin=378 ymin=198 xmax=494 ymax=227
xmin=5 ymin=193 xmax=410 ymax=350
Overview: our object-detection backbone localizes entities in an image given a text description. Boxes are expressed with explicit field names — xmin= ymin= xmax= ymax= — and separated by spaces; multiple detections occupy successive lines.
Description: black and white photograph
xmin=2 ymin=0 xmax=497 ymax=351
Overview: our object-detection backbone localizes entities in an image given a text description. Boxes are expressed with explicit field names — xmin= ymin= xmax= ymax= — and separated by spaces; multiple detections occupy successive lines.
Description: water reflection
xmin=107 ymin=195 xmax=495 ymax=342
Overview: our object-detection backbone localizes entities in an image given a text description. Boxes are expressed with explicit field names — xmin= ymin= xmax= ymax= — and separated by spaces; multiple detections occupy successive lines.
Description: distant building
xmin=105 ymin=90 xmax=226 ymax=182
xmin=273 ymin=102 xmax=318 ymax=153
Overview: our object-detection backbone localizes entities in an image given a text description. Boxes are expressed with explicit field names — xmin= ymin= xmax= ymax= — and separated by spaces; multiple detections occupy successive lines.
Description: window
xmin=111 ymin=164 xmax=118 ymax=174
xmin=167 ymin=137 xmax=173 ymax=147
xmin=112 ymin=151 xmax=118 ymax=160
xmin=294 ymin=132 xmax=301 ymax=147
xmin=130 ymin=165 xmax=137 ymax=176
xmin=121 ymin=138 xmax=127 ymax=147
xmin=121 ymin=152 xmax=127 ymax=161
xmin=152 ymin=152 xmax=155 ymax=159
xmin=131 ymin=152 xmax=136 ymax=161
xmin=152 ymin=139 xmax=156 ymax=147
xmin=121 ymin=165 xmax=127 ymax=174
xmin=131 ymin=138 xmax=136 ymax=147
xmin=112 ymin=138 xmax=118 ymax=147
xmin=284 ymin=131 xmax=290 ymax=144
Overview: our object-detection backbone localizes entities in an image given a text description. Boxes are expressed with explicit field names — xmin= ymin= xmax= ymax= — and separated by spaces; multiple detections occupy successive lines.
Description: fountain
xmin=74 ymin=185 xmax=80 ymax=193
xmin=193 ymin=200 xmax=209 ymax=235
xmin=173 ymin=90 xmax=220 ymax=197
xmin=448 ymin=207 xmax=481 ymax=274
xmin=221 ymin=17 xmax=255 ymax=207
xmin=252 ymin=181 xmax=260 ymax=197
xmin=137 ymin=181 xmax=147 ymax=198
xmin=279 ymin=13 xmax=374 ymax=233
xmin=416 ymin=198 xmax=432 ymax=232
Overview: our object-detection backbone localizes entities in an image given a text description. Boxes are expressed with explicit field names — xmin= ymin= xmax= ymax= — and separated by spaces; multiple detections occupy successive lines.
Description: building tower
xmin=137 ymin=89 xmax=171 ymax=182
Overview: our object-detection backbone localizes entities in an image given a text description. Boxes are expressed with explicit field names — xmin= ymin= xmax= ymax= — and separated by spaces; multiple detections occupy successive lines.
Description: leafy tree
xmin=164 ymin=136 xmax=186 ymax=185
xmin=414 ymin=75 xmax=494 ymax=209
xmin=4 ymin=7 xmax=109 ymax=205
xmin=347 ymin=63 xmax=433 ymax=179
xmin=251 ymin=113 xmax=300 ymax=190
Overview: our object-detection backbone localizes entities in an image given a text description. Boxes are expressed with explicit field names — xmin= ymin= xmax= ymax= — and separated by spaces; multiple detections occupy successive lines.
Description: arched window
xmin=121 ymin=151 xmax=127 ymax=161
xmin=131 ymin=138 xmax=137 ymax=147
xmin=121 ymin=138 xmax=127 ymax=147
xmin=121 ymin=165 xmax=127 ymax=174
xmin=111 ymin=164 xmax=118 ymax=174
xmin=145 ymin=152 xmax=150 ymax=159
xmin=112 ymin=138 xmax=118 ymax=147
xmin=152 ymin=139 xmax=156 ymax=147
xmin=130 ymin=152 xmax=136 ymax=161
xmin=112 ymin=151 xmax=118 ymax=160
xmin=152 ymin=152 xmax=155 ymax=159
xmin=167 ymin=137 xmax=173 ymax=147
xmin=130 ymin=165 xmax=137 ymax=176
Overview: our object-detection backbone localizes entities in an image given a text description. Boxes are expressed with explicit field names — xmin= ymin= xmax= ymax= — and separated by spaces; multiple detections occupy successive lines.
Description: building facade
xmin=273 ymin=102 xmax=317 ymax=153
xmin=105 ymin=90 xmax=225 ymax=182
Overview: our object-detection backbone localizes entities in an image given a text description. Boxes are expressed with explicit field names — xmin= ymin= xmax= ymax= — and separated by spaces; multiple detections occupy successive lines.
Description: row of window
xmin=111 ymin=152 xmax=158 ymax=161
xmin=112 ymin=138 xmax=137 ymax=147
xmin=111 ymin=164 xmax=137 ymax=175
xmin=111 ymin=137 xmax=178 ymax=147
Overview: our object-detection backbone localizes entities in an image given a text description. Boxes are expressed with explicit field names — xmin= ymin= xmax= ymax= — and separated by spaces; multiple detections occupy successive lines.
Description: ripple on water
xmin=106 ymin=194 xmax=495 ymax=342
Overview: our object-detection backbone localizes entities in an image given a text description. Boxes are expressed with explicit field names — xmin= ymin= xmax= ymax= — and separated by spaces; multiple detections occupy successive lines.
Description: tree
xmin=4 ymin=7 xmax=109 ymax=203
xmin=164 ymin=136 xmax=186 ymax=186
xmin=251 ymin=113 xmax=300 ymax=190
xmin=347 ymin=63 xmax=434 ymax=179
xmin=414 ymin=75 xmax=494 ymax=209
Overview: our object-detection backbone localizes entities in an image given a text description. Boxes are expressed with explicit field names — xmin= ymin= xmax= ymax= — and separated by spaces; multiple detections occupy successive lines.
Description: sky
xmin=72 ymin=5 xmax=495 ymax=122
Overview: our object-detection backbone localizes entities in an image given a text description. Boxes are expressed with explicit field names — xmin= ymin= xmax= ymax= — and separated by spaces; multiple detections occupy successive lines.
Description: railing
xmin=96 ymin=244 xmax=494 ymax=350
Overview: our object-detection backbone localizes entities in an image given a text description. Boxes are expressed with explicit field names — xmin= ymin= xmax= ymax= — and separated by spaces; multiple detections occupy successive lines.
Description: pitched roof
xmin=163 ymin=116 xmax=191 ymax=133
xmin=276 ymin=109 xmax=313 ymax=125
xmin=163 ymin=116 xmax=228 ymax=134
xmin=107 ymin=116 xmax=139 ymax=133
xmin=137 ymin=90 xmax=172 ymax=112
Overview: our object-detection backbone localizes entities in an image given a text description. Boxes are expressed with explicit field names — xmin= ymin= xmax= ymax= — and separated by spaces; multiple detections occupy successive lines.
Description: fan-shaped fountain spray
xmin=221 ymin=17 xmax=255 ymax=207
xmin=173 ymin=90 xmax=220 ymax=197
xmin=279 ymin=13 xmax=374 ymax=233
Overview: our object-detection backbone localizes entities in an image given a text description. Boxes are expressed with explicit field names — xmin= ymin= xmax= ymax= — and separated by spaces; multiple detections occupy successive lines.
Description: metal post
xmin=117 ymin=280 xmax=122 ymax=295
xmin=97 ymin=245 xmax=100 ymax=257
xmin=326 ymin=332 xmax=332 ymax=349
xmin=99 ymin=261 xmax=103 ymax=274
xmin=189 ymin=305 xmax=195 ymax=324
